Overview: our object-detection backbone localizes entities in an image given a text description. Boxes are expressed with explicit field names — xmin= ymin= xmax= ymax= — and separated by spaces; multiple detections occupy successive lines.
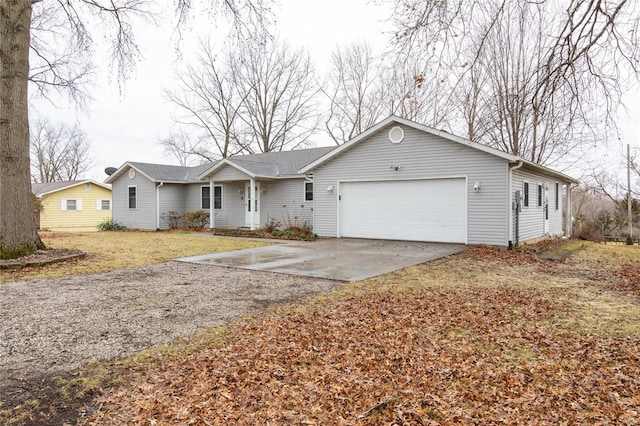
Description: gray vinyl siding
xmin=311 ymin=124 xmax=509 ymax=246
xmin=213 ymin=182 xmax=245 ymax=228
xmin=111 ymin=168 xmax=157 ymax=230
xmin=511 ymin=167 xmax=565 ymax=242
xmin=212 ymin=164 xmax=251 ymax=181
xmin=157 ymin=184 xmax=185 ymax=229
xmin=260 ymin=178 xmax=311 ymax=229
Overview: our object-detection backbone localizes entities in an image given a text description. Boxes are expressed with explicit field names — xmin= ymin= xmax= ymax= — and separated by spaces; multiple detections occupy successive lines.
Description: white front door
xmin=245 ymin=182 xmax=260 ymax=227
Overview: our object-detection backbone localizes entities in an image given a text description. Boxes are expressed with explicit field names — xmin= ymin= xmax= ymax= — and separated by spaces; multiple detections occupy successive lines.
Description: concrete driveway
xmin=176 ymin=238 xmax=467 ymax=281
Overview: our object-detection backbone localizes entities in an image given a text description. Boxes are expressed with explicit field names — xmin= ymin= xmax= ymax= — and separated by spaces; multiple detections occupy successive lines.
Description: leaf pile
xmin=612 ymin=263 xmax=640 ymax=296
xmin=464 ymin=245 xmax=544 ymax=265
xmin=84 ymin=288 xmax=640 ymax=425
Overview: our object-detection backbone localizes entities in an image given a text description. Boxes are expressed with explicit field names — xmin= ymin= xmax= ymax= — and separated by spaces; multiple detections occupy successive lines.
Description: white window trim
xmin=61 ymin=198 xmax=82 ymax=211
xmin=213 ymin=185 xmax=223 ymax=210
xmin=523 ymin=181 xmax=530 ymax=207
xmin=201 ymin=185 xmax=211 ymax=210
xmin=304 ymin=181 xmax=313 ymax=202
xmin=128 ymin=185 xmax=137 ymax=209
xmin=96 ymin=199 xmax=112 ymax=211
xmin=201 ymin=185 xmax=223 ymax=210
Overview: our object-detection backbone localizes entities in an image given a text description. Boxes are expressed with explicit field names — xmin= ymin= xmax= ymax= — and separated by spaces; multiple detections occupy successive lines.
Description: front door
xmin=245 ymin=182 xmax=260 ymax=227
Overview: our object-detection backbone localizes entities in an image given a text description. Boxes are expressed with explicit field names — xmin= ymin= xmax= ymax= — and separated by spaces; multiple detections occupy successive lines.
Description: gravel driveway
xmin=0 ymin=261 xmax=338 ymax=405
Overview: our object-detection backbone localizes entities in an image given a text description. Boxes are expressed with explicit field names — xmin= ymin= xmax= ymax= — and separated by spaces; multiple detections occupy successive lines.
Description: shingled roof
xmin=32 ymin=180 xmax=111 ymax=197
xmin=125 ymin=162 xmax=213 ymax=182
xmin=107 ymin=147 xmax=336 ymax=184
xmin=217 ymin=147 xmax=335 ymax=178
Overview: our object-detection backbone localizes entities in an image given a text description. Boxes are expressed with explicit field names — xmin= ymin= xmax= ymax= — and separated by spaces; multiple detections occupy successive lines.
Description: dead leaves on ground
xmin=84 ymin=287 xmax=640 ymax=425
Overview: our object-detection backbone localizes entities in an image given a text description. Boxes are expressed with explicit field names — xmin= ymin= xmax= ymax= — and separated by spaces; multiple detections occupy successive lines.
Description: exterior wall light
xmin=473 ymin=182 xmax=481 ymax=192
xmin=327 ymin=185 xmax=334 ymax=192
xmin=391 ymin=164 xmax=401 ymax=171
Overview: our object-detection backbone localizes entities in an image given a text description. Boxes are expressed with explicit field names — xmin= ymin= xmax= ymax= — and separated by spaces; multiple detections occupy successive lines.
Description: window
xmin=202 ymin=185 xmax=222 ymax=209
xmin=201 ymin=186 xmax=210 ymax=209
xmin=214 ymin=186 xmax=222 ymax=209
xmin=537 ymin=184 xmax=543 ymax=207
xmin=97 ymin=199 xmax=111 ymax=210
xmin=305 ymin=182 xmax=313 ymax=201
xmin=128 ymin=186 xmax=137 ymax=209
xmin=523 ymin=182 xmax=529 ymax=207
xmin=61 ymin=199 xmax=82 ymax=211
xmin=555 ymin=183 xmax=559 ymax=210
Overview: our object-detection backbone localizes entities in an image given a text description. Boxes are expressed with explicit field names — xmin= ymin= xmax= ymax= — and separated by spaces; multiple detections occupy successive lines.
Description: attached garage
xmin=339 ymin=178 xmax=467 ymax=243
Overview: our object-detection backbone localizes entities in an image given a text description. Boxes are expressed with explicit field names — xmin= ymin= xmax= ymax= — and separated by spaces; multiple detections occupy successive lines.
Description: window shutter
xmin=61 ymin=199 xmax=67 ymax=211
xmin=77 ymin=199 xmax=83 ymax=211
xmin=96 ymin=200 xmax=102 ymax=210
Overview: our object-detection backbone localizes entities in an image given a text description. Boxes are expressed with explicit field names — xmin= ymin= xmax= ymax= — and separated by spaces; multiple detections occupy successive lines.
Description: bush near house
xmin=182 ymin=210 xmax=210 ymax=228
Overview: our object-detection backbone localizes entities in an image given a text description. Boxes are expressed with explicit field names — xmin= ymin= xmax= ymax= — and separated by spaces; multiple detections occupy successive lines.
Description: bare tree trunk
xmin=0 ymin=2 xmax=45 ymax=258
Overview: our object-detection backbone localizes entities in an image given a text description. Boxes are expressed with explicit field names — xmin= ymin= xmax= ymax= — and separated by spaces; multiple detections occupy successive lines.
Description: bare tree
xmin=164 ymin=38 xmax=248 ymax=161
xmin=30 ymin=119 xmax=94 ymax=183
xmin=323 ymin=43 xmax=388 ymax=144
xmin=323 ymin=43 xmax=450 ymax=144
xmin=387 ymin=0 xmax=640 ymax=165
xmin=233 ymin=39 xmax=320 ymax=153
xmin=0 ymin=0 xmax=271 ymax=259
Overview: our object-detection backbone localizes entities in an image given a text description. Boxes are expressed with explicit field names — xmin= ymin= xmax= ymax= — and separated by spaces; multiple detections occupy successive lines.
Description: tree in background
xmin=30 ymin=120 xmax=94 ymax=183
xmin=163 ymin=38 xmax=249 ymax=163
xmin=0 ymin=0 xmax=271 ymax=259
xmin=233 ymin=38 xmax=319 ymax=153
xmin=165 ymin=37 xmax=319 ymax=156
xmin=323 ymin=42 xmax=451 ymax=145
xmin=386 ymin=0 xmax=640 ymax=166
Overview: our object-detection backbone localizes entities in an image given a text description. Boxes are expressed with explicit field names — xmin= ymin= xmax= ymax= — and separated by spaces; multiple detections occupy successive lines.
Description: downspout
xmin=565 ymin=183 xmax=574 ymax=238
xmin=508 ymin=160 xmax=524 ymax=249
xmin=156 ymin=182 xmax=164 ymax=230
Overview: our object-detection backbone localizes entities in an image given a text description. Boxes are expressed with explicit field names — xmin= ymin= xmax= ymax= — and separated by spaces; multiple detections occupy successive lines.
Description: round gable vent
xmin=128 ymin=168 xmax=136 ymax=179
xmin=388 ymin=126 xmax=404 ymax=144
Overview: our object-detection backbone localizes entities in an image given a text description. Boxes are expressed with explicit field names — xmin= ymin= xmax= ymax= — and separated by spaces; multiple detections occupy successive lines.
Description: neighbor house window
xmin=214 ymin=186 xmax=222 ymax=209
xmin=523 ymin=182 xmax=529 ymax=207
xmin=555 ymin=183 xmax=559 ymax=210
xmin=201 ymin=186 xmax=210 ymax=209
xmin=305 ymin=182 xmax=313 ymax=201
xmin=128 ymin=186 xmax=137 ymax=209
xmin=61 ymin=199 xmax=82 ymax=211
xmin=97 ymin=199 xmax=111 ymax=210
xmin=537 ymin=184 xmax=543 ymax=207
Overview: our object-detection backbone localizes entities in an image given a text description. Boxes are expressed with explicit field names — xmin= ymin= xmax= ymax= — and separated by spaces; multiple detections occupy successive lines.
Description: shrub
xmin=263 ymin=217 xmax=282 ymax=233
xmin=182 ymin=210 xmax=210 ymax=228
xmin=97 ymin=218 xmax=125 ymax=231
xmin=161 ymin=211 xmax=182 ymax=229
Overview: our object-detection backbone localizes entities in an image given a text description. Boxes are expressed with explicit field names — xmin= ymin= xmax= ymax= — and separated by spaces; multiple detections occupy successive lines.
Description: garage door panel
xmin=340 ymin=179 xmax=466 ymax=243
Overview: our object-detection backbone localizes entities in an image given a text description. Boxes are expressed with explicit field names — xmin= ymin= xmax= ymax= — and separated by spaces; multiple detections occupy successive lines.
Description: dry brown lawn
xmin=3 ymin=237 xmax=640 ymax=425
xmin=0 ymin=231 xmax=267 ymax=283
xmin=77 ymin=241 xmax=640 ymax=425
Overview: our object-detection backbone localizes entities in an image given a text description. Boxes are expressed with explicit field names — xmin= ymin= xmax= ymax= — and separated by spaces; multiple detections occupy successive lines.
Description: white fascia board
xmin=105 ymin=162 xmax=155 ymax=184
xmin=197 ymin=159 xmax=256 ymax=180
xmin=300 ymin=115 xmax=520 ymax=173
xmin=519 ymin=160 xmax=580 ymax=184
xmin=37 ymin=180 xmax=112 ymax=197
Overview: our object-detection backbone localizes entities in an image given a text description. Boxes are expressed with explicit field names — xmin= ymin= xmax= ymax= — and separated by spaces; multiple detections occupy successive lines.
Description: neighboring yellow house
xmin=32 ymin=180 xmax=112 ymax=231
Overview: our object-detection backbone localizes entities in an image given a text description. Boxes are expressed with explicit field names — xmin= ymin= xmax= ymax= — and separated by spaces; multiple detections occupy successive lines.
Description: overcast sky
xmin=31 ymin=0 xmax=639 ymax=183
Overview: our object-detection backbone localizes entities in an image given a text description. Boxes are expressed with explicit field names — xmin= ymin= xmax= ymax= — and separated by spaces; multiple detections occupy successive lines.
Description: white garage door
xmin=339 ymin=178 xmax=467 ymax=243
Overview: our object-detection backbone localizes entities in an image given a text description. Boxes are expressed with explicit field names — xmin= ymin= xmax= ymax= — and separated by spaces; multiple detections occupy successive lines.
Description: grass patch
xmin=0 ymin=231 xmax=267 ymax=283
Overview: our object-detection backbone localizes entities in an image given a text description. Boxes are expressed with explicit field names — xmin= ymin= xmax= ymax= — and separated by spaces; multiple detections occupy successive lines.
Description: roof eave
xmin=198 ymin=159 xmax=256 ymax=180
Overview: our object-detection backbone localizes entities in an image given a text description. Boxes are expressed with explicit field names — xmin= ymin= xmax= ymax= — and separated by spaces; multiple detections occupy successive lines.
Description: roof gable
xmin=199 ymin=147 xmax=335 ymax=180
xmin=32 ymin=180 xmax=112 ymax=197
xmin=105 ymin=161 xmax=214 ymax=184
xmin=300 ymin=115 xmax=578 ymax=184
